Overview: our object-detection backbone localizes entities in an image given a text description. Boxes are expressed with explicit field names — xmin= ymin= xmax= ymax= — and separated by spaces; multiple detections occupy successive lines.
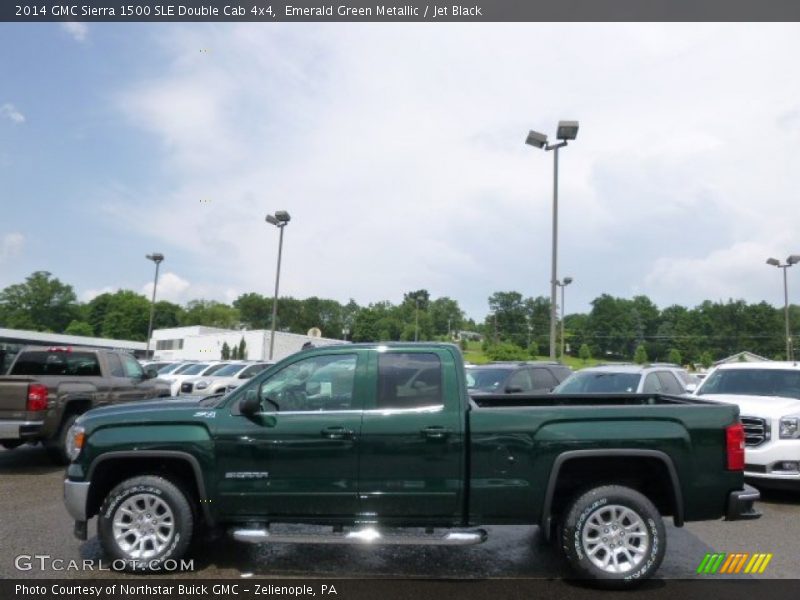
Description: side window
xmin=121 ymin=354 xmax=144 ymax=379
xmin=506 ymin=369 xmax=532 ymax=392
xmin=106 ymin=354 xmax=125 ymax=377
xmin=657 ymin=372 xmax=684 ymax=394
xmin=259 ymin=354 xmax=357 ymax=412
xmin=239 ymin=364 xmax=266 ymax=379
xmin=642 ymin=373 xmax=664 ymax=393
xmin=377 ymin=353 xmax=443 ymax=409
xmin=530 ymin=368 xmax=558 ymax=390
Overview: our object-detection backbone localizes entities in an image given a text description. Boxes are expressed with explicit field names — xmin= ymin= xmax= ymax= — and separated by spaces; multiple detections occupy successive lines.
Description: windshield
xmin=157 ymin=363 xmax=184 ymax=374
xmin=182 ymin=363 xmax=211 ymax=375
xmin=204 ymin=363 xmax=228 ymax=375
xmin=212 ymin=363 xmax=247 ymax=377
xmin=697 ymin=369 xmax=800 ymax=399
xmin=465 ymin=368 xmax=509 ymax=392
xmin=554 ymin=372 xmax=642 ymax=393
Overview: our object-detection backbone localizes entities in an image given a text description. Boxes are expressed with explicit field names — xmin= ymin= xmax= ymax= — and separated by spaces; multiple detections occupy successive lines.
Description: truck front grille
xmin=181 ymin=382 xmax=194 ymax=394
xmin=741 ymin=416 xmax=769 ymax=447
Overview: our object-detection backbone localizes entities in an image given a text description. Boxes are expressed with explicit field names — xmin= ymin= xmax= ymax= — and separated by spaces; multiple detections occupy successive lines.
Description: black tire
xmin=45 ymin=414 xmax=77 ymax=465
xmin=98 ymin=475 xmax=194 ymax=572
xmin=560 ymin=485 xmax=666 ymax=588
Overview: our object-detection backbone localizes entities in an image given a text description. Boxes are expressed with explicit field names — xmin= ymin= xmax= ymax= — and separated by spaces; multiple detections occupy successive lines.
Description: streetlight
xmin=342 ymin=327 xmax=350 ymax=341
xmin=266 ymin=210 xmax=291 ymax=360
xmin=556 ymin=276 xmax=573 ymax=360
xmin=414 ymin=296 xmax=421 ymax=342
xmin=526 ymin=120 xmax=579 ymax=360
xmin=145 ymin=253 xmax=164 ymax=358
xmin=767 ymin=255 xmax=800 ymax=360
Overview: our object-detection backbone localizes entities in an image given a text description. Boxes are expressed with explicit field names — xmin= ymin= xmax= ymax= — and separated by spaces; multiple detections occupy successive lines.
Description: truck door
xmin=213 ymin=351 xmax=365 ymax=518
xmin=357 ymin=349 xmax=465 ymax=521
xmin=119 ymin=353 xmax=157 ymax=400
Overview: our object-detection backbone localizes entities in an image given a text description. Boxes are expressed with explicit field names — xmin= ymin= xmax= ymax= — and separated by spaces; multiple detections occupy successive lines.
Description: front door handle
xmin=421 ymin=426 xmax=452 ymax=440
xmin=321 ymin=426 xmax=355 ymax=440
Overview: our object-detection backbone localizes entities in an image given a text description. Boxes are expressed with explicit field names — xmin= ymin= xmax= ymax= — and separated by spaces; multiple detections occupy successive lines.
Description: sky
xmin=1 ymin=22 xmax=800 ymax=322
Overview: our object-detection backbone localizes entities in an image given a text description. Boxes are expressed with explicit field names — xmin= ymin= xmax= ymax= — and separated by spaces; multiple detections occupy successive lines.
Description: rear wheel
xmin=98 ymin=475 xmax=194 ymax=571
xmin=560 ymin=485 xmax=665 ymax=588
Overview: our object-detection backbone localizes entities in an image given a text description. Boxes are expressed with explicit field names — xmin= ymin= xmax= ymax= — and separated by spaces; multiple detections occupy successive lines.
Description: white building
xmin=150 ymin=326 xmax=344 ymax=361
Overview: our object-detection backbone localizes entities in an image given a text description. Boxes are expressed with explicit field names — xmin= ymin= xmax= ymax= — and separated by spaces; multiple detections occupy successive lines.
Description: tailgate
xmin=0 ymin=377 xmax=35 ymax=417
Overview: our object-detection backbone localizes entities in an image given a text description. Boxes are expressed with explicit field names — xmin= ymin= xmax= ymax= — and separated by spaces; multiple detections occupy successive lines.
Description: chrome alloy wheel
xmin=580 ymin=504 xmax=650 ymax=574
xmin=112 ymin=493 xmax=175 ymax=559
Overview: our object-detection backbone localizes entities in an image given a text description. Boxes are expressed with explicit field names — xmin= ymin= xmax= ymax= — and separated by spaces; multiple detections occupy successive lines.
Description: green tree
xmin=634 ymin=344 xmax=648 ymax=364
xmin=233 ymin=293 xmax=272 ymax=329
xmin=238 ymin=337 xmax=247 ymax=360
xmin=528 ymin=340 xmax=539 ymax=358
xmin=181 ymin=300 xmax=240 ymax=329
xmin=579 ymin=343 xmax=592 ymax=364
xmin=221 ymin=341 xmax=231 ymax=360
xmin=699 ymin=351 xmax=714 ymax=369
xmin=64 ymin=320 xmax=94 ymax=337
xmin=487 ymin=291 xmax=528 ymax=348
xmin=668 ymin=348 xmax=682 ymax=365
xmin=99 ymin=291 xmax=151 ymax=340
xmin=429 ymin=297 xmax=464 ymax=337
xmin=0 ymin=271 xmax=79 ymax=332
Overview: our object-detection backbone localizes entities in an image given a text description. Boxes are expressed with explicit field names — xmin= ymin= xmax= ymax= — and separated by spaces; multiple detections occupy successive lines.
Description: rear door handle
xmin=421 ymin=426 xmax=452 ymax=440
xmin=321 ymin=426 xmax=355 ymax=440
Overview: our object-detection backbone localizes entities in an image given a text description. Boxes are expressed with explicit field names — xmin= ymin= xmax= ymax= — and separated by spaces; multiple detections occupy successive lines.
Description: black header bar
xmin=3 ymin=0 xmax=800 ymax=22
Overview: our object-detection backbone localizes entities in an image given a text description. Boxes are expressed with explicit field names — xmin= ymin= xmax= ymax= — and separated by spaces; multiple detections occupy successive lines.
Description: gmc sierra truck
xmin=0 ymin=346 xmax=170 ymax=464
xmin=63 ymin=343 xmax=759 ymax=587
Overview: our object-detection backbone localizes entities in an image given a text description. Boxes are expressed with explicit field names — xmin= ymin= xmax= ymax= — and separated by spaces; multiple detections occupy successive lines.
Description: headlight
xmin=780 ymin=417 xmax=800 ymax=439
xmin=195 ymin=381 xmax=208 ymax=390
xmin=66 ymin=424 xmax=86 ymax=461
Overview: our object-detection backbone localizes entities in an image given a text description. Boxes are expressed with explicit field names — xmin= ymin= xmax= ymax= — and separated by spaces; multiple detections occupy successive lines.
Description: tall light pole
xmin=526 ymin=120 xmax=579 ymax=360
xmin=266 ymin=211 xmax=291 ymax=360
xmin=414 ymin=296 xmax=420 ymax=342
xmin=767 ymin=255 xmax=800 ymax=360
xmin=556 ymin=276 xmax=573 ymax=359
xmin=145 ymin=253 xmax=164 ymax=358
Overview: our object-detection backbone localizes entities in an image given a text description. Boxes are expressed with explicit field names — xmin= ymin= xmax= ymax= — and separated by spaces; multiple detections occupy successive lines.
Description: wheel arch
xmin=86 ymin=451 xmax=213 ymax=525
xmin=541 ymin=449 xmax=683 ymax=541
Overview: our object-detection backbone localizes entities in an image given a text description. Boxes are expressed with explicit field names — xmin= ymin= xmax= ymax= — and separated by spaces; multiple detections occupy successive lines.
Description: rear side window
xmin=530 ymin=368 xmax=558 ymax=389
xmin=11 ymin=351 xmax=101 ymax=377
xmin=377 ymin=353 xmax=442 ymax=409
xmin=106 ymin=354 xmax=125 ymax=377
xmin=642 ymin=373 xmax=664 ymax=393
xmin=657 ymin=372 xmax=684 ymax=394
xmin=120 ymin=354 xmax=144 ymax=378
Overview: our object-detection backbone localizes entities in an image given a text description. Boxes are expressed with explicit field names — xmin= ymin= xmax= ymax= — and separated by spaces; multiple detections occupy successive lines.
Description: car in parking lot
xmin=180 ymin=361 xmax=273 ymax=396
xmin=553 ymin=364 xmax=692 ymax=395
xmin=466 ymin=362 xmax=572 ymax=395
xmin=159 ymin=361 xmax=230 ymax=396
xmin=694 ymin=361 xmax=800 ymax=490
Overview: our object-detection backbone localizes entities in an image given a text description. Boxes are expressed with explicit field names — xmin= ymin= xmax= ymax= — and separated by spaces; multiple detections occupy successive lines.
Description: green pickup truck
xmin=63 ymin=343 xmax=759 ymax=586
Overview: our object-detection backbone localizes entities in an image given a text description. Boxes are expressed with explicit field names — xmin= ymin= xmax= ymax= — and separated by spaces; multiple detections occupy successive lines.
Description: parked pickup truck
xmin=0 ymin=346 xmax=170 ymax=464
xmin=63 ymin=343 xmax=759 ymax=587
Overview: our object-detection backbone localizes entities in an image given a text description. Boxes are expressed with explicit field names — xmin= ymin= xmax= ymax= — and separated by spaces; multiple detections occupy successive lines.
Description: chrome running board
xmin=231 ymin=526 xmax=487 ymax=546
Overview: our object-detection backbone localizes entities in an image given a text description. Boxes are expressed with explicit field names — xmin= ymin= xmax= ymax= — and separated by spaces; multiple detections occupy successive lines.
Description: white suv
xmin=694 ymin=361 xmax=800 ymax=489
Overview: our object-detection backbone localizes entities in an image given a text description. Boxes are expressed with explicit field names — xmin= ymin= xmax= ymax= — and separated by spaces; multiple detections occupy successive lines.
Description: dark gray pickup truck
xmin=0 ymin=346 xmax=170 ymax=463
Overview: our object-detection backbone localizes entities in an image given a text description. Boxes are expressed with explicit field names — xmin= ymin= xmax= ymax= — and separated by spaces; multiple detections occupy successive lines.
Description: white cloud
xmin=0 ymin=232 xmax=24 ymax=263
xmin=1 ymin=103 xmax=25 ymax=124
xmin=97 ymin=24 xmax=800 ymax=317
xmin=61 ymin=22 xmax=89 ymax=43
xmin=141 ymin=272 xmax=192 ymax=303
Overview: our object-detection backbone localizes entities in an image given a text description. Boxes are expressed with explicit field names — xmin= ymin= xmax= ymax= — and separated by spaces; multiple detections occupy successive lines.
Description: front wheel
xmin=560 ymin=485 xmax=666 ymax=588
xmin=98 ymin=475 xmax=194 ymax=571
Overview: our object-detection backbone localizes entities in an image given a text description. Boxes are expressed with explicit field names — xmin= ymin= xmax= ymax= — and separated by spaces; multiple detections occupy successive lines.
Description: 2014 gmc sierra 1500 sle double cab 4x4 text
xmin=63 ymin=343 xmax=759 ymax=587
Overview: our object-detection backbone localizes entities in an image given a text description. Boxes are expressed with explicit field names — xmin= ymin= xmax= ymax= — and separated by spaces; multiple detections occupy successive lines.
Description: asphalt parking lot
xmin=1 ymin=444 xmax=798 ymax=581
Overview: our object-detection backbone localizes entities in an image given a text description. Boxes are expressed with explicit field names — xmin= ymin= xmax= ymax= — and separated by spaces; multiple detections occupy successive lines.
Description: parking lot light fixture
xmin=145 ymin=253 xmax=165 ymax=358
xmin=525 ymin=120 xmax=579 ymax=360
xmin=266 ymin=211 xmax=291 ymax=360
xmin=766 ymin=256 xmax=796 ymax=360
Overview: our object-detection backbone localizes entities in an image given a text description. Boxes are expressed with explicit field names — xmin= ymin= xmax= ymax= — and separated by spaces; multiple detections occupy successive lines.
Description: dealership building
xmin=150 ymin=326 xmax=344 ymax=362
